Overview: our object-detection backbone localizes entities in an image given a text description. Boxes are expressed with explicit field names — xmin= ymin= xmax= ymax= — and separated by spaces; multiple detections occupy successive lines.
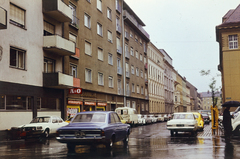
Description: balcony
xmin=117 ymin=67 xmax=122 ymax=75
xmin=43 ymin=72 xmax=80 ymax=89
xmin=116 ymin=24 xmax=122 ymax=34
xmin=117 ymin=46 xmax=122 ymax=54
xmin=116 ymin=4 xmax=122 ymax=14
xmin=125 ymin=50 xmax=130 ymax=59
xmin=70 ymin=15 xmax=79 ymax=29
xmin=0 ymin=7 xmax=7 ymax=29
xmin=43 ymin=35 xmax=75 ymax=56
xmin=125 ymin=31 xmax=129 ymax=40
xmin=42 ymin=0 xmax=72 ymax=22
xmin=123 ymin=10 xmax=149 ymax=40
xmin=126 ymin=71 xmax=130 ymax=78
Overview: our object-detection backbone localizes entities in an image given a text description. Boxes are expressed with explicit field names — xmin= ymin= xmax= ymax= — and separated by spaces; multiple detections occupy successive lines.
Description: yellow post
xmin=211 ymin=105 xmax=219 ymax=135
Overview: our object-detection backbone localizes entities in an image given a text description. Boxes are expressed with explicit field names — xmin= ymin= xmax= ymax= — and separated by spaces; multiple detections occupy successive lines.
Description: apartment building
xmin=0 ymin=0 xmax=78 ymax=130
xmin=160 ymin=49 xmax=174 ymax=114
xmin=200 ymin=91 xmax=222 ymax=112
xmin=122 ymin=1 xmax=150 ymax=114
xmin=147 ymin=42 xmax=165 ymax=114
xmin=186 ymin=81 xmax=198 ymax=111
xmin=216 ymin=4 xmax=240 ymax=108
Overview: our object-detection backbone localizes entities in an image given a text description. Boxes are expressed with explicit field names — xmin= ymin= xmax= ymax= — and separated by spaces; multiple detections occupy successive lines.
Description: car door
xmin=113 ymin=112 xmax=126 ymax=141
xmin=51 ymin=116 xmax=59 ymax=133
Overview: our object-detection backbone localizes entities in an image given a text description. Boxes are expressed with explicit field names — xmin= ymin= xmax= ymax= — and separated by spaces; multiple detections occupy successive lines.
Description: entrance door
xmin=111 ymin=104 xmax=116 ymax=111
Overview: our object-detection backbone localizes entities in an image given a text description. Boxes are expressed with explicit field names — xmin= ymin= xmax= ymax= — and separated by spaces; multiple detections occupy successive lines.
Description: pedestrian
xmin=222 ymin=106 xmax=234 ymax=140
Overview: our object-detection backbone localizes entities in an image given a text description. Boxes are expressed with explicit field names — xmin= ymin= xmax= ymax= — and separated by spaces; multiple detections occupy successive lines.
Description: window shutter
xmin=10 ymin=4 xmax=25 ymax=25
xmin=85 ymin=41 xmax=91 ymax=55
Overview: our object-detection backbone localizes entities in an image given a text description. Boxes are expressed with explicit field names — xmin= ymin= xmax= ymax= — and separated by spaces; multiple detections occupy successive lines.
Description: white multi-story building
xmin=147 ymin=42 xmax=165 ymax=114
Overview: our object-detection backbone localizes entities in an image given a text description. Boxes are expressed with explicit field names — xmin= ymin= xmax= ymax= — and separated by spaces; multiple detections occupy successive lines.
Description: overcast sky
xmin=124 ymin=0 xmax=240 ymax=92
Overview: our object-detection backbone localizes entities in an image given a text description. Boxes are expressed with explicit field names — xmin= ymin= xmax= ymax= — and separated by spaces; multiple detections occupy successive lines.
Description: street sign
xmin=69 ymin=88 xmax=82 ymax=94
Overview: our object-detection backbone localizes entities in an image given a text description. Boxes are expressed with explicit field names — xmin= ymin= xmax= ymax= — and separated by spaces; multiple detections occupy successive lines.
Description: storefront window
xmin=41 ymin=97 xmax=60 ymax=110
xmin=0 ymin=95 xmax=5 ymax=109
xmin=6 ymin=95 xmax=26 ymax=110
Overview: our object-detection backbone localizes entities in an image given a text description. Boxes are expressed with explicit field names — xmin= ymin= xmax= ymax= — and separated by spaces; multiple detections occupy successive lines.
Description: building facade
xmin=200 ymin=92 xmax=222 ymax=112
xmin=147 ymin=42 xmax=165 ymax=114
xmin=216 ymin=4 xmax=240 ymax=107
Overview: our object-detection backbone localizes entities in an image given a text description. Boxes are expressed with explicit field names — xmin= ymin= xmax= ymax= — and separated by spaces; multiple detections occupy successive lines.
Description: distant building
xmin=200 ymin=92 xmax=222 ymax=112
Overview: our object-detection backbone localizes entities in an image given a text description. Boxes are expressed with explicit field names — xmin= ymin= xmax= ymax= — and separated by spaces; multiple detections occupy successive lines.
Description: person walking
xmin=222 ymin=106 xmax=234 ymax=140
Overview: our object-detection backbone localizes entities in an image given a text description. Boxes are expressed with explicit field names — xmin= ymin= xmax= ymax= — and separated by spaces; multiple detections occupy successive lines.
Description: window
xmin=97 ymin=0 xmax=102 ymax=11
xmin=141 ymin=103 xmax=144 ymax=111
xmin=141 ymin=70 xmax=143 ymax=78
xmin=108 ymin=53 xmax=113 ymax=65
xmin=44 ymin=58 xmax=55 ymax=73
xmin=116 ymin=16 xmax=121 ymax=31
xmin=108 ymin=31 xmax=113 ymax=43
xmin=132 ymin=83 xmax=135 ymax=92
xmin=10 ymin=47 xmax=25 ymax=69
xmin=107 ymin=8 xmax=112 ymax=20
xmin=130 ymin=47 xmax=134 ymax=56
xmin=135 ymin=35 xmax=138 ymax=42
xmin=139 ymin=39 xmax=142 ymax=45
xmin=135 ymin=51 xmax=139 ymax=59
xmin=69 ymin=33 xmax=77 ymax=43
xmin=127 ymin=100 xmax=130 ymax=107
xmin=144 ymin=57 xmax=146 ymax=64
xmin=131 ymin=65 xmax=134 ymax=74
xmin=70 ymin=64 xmax=77 ymax=78
xmin=69 ymin=3 xmax=77 ymax=27
xmin=117 ymin=58 xmax=121 ymax=67
xmin=10 ymin=3 xmax=25 ymax=28
xmin=84 ymin=13 xmax=91 ymax=28
xmin=229 ymin=35 xmax=238 ymax=49
xmin=44 ymin=21 xmax=55 ymax=36
xmin=98 ymin=48 xmax=103 ymax=61
xmin=109 ymin=76 xmax=113 ymax=88
xmin=97 ymin=23 xmax=103 ymax=36
xmin=141 ymin=86 xmax=144 ymax=94
xmin=130 ymin=31 xmax=133 ymax=38
xmin=140 ymin=54 xmax=142 ymax=61
xmin=136 ymin=67 xmax=139 ymax=76
xmin=98 ymin=72 xmax=104 ymax=85
xmin=126 ymin=63 xmax=129 ymax=74
xmin=85 ymin=68 xmax=92 ymax=83
xmin=85 ymin=41 xmax=92 ymax=55
xmin=132 ymin=101 xmax=136 ymax=109
xmin=118 ymin=79 xmax=121 ymax=94
xmin=137 ymin=85 xmax=140 ymax=94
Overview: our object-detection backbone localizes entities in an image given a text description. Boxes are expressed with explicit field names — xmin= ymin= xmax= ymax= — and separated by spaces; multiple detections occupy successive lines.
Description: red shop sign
xmin=68 ymin=100 xmax=83 ymax=105
xmin=69 ymin=88 xmax=82 ymax=94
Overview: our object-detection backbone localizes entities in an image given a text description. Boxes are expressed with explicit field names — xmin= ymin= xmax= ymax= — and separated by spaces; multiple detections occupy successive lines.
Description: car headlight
xmin=37 ymin=126 xmax=42 ymax=130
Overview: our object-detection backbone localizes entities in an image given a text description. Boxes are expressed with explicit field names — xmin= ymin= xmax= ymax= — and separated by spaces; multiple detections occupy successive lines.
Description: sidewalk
xmin=198 ymin=123 xmax=224 ymax=137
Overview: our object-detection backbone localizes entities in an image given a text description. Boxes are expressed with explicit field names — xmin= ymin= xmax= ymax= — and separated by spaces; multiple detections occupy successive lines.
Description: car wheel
xmin=67 ymin=143 xmax=76 ymax=152
xmin=106 ymin=137 xmax=114 ymax=149
xmin=44 ymin=129 xmax=49 ymax=138
xmin=123 ymin=134 xmax=129 ymax=148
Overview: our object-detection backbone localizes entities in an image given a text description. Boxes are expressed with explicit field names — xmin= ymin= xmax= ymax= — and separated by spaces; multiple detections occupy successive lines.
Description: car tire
xmin=123 ymin=134 xmax=129 ymax=148
xmin=44 ymin=129 xmax=49 ymax=138
xmin=67 ymin=143 xmax=76 ymax=152
xmin=106 ymin=137 xmax=114 ymax=149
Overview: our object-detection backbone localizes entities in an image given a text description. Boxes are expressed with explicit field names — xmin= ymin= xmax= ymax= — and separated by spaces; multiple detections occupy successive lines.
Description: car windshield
xmin=72 ymin=113 xmax=106 ymax=123
xmin=30 ymin=117 xmax=50 ymax=123
xmin=194 ymin=114 xmax=199 ymax=118
xmin=173 ymin=114 xmax=194 ymax=119
xmin=202 ymin=114 xmax=208 ymax=117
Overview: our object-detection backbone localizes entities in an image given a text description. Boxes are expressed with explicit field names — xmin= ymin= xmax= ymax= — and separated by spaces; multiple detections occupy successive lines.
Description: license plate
xmin=177 ymin=124 xmax=184 ymax=127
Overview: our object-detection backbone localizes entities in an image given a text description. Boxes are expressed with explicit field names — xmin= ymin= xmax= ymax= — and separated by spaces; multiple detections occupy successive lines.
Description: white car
xmin=149 ymin=115 xmax=157 ymax=123
xmin=16 ymin=116 xmax=68 ymax=138
xmin=137 ymin=114 xmax=146 ymax=125
xmin=143 ymin=115 xmax=152 ymax=124
xmin=156 ymin=115 xmax=164 ymax=122
xmin=167 ymin=112 xmax=198 ymax=136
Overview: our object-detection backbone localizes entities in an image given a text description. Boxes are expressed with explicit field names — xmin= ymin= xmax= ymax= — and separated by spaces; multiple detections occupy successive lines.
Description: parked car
xmin=149 ymin=115 xmax=157 ymax=123
xmin=118 ymin=115 xmax=127 ymax=124
xmin=193 ymin=112 xmax=204 ymax=131
xmin=56 ymin=111 xmax=131 ymax=151
xmin=137 ymin=114 xmax=146 ymax=125
xmin=167 ymin=112 xmax=198 ymax=136
xmin=155 ymin=114 xmax=164 ymax=122
xmin=8 ymin=116 xmax=68 ymax=140
xmin=115 ymin=107 xmax=138 ymax=126
xmin=201 ymin=113 xmax=210 ymax=124
xmin=143 ymin=115 xmax=152 ymax=124
xmin=163 ymin=114 xmax=169 ymax=121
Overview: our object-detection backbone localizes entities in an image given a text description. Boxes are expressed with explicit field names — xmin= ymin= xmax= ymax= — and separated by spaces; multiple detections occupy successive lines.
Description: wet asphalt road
xmin=0 ymin=122 xmax=240 ymax=159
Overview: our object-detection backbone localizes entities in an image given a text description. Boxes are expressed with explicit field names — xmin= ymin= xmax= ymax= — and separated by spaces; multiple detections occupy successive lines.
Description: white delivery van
xmin=115 ymin=107 xmax=138 ymax=126
xmin=231 ymin=106 xmax=240 ymax=135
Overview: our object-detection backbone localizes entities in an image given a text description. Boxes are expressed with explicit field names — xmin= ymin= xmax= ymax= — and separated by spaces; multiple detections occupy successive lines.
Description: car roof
xmin=76 ymin=111 xmax=114 ymax=115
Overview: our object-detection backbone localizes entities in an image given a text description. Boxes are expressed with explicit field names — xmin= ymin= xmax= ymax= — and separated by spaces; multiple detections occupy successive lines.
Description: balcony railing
xmin=125 ymin=50 xmax=130 ymax=59
xmin=71 ymin=15 xmax=79 ymax=29
xmin=0 ymin=7 xmax=7 ymax=29
xmin=117 ymin=67 xmax=122 ymax=75
xmin=125 ymin=31 xmax=129 ymax=40
xmin=117 ymin=46 xmax=122 ymax=54
xmin=43 ymin=35 xmax=75 ymax=56
xmin=116 ymin=4 xmax=122 ymax=13
xmin=43 ymin=72 xmax=80 ymax=89
xmin=42 ymin=0 xmax=72 ymax=22
xmin=116 ymin=24 xmax=122 ymax=34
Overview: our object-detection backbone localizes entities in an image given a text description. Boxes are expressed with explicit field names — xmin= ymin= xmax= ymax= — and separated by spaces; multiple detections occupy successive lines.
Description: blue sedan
xmin=56 ymin=111 xmax=131 ymax=151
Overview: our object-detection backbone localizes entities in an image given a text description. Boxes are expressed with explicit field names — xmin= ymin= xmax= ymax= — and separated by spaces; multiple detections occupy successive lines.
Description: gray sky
xmin=124 ymin=0 xmax=240 ymax=92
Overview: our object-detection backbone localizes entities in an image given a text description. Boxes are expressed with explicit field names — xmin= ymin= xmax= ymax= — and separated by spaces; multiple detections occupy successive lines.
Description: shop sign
xmin=97 ymin=103 xmax=107 ymax=106
xmin=68 ymin=100 xmax=83 ymax=105
xmin=84 ymin=102 xmax=96 ymax=106
xmin=69 ymin=88 xmax=82 ymax=94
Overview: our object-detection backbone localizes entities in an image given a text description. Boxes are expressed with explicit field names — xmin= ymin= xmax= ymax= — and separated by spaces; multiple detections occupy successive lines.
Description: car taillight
xmin=101 ymin=130 xmax=105 ymax=137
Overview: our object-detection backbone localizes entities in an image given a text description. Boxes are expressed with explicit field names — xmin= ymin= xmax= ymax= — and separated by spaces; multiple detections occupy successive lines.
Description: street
xmin=0 ymin=122 xmax=239 ymax=159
